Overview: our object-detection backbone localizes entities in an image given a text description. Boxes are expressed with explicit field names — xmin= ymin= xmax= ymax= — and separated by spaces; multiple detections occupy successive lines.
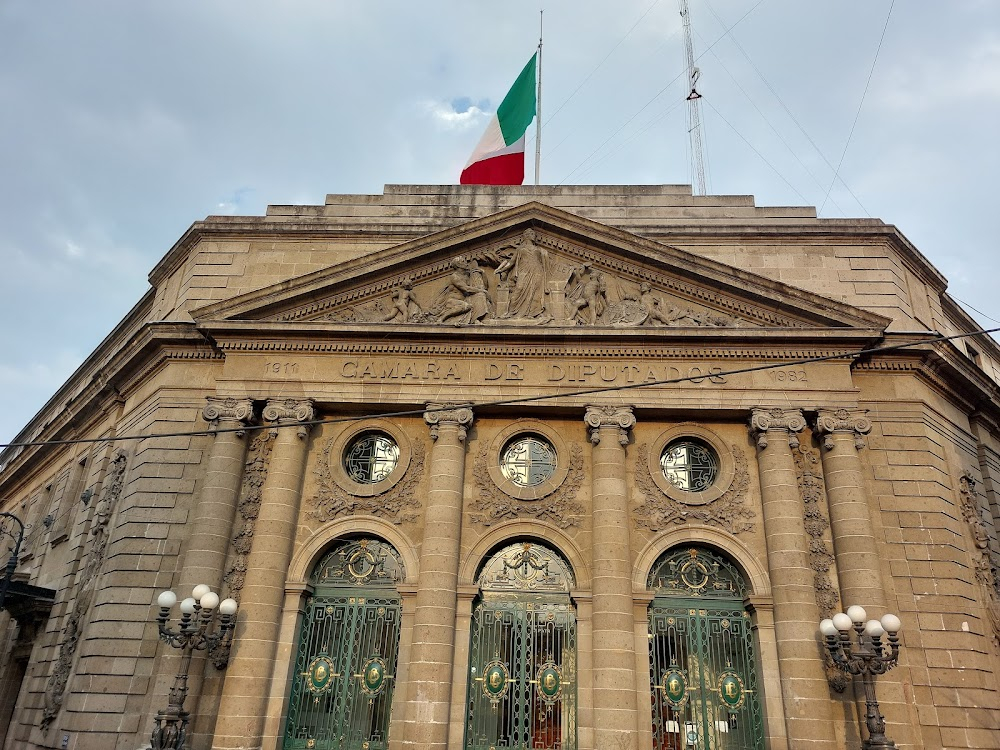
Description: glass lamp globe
xmin=157 ymin=590 xmax=177 ymax=609
xmin=179 ymin=597 xmax=197 ymax=614
xmin=200 ymin=592 xmax=220 ymax=610
xmin=832 ymin=613 xmax=853 ymax=632
xmin=865 ymin=619 xmax=885 ymax=637
xmin=846 ymin=605 xmax=867 ymax=624
xmin=819 ymin=619 xmax=838 ymax=637
xmin=191 ymin=584 xmax=211 ymax=601
xmin=219 ymin=598 xmax=238 ymax=616
xmin=880 ymin=613 xmax=902 ymax=634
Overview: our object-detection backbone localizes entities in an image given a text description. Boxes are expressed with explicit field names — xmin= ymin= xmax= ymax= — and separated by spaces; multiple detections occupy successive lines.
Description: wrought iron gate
xmin=284 ymin=538 xmax=404 ymax=750
xmin=464 ymin=542 xmax=577 ymax=750
xmin=648 ymin=548 xmax=765 ymax=750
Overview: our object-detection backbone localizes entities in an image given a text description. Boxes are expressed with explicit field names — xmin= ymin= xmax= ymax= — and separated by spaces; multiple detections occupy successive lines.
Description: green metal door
xmin=647 ymin=548 xmax=765 ymax=750
xmin=284 ymin=538 xmax=404 ymax=750
xmin=464 ymin=542 xmax=577 ymax=750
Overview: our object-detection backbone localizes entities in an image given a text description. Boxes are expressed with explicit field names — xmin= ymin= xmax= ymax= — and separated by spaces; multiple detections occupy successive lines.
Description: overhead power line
xmin=2 ymin=326 xmax=997 ymax=453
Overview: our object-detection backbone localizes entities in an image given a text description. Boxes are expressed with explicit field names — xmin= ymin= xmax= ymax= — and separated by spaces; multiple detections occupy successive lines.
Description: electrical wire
xmin=2 ymin=326 xmax=997 ymax=453
xmin=820 ymin=0 xmax=895 ymax=215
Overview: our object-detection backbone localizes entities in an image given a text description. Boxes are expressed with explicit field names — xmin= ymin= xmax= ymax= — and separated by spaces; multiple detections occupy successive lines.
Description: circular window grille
xmin=660 ymin=439 xmax=719 ymax=492
xmin=499 ymin=435 xmax=557 ymax=488
xmin=344 ymin=433 xmax=400 ymax=484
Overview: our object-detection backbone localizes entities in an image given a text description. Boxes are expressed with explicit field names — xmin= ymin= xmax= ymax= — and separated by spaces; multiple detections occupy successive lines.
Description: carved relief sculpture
xmin=566 ymin=263 xmax=608 ymax=325
xmin=41 ymin=450 xmax=129 ymax=731
xmin=958 ymin=470 xmax=1000 ymax=645
xmin=432 ymin=256 xmax=493 ymax=325
xmin=470 ymin=442 xmax=585 ymax=529
xmin=496 ymin=229 xmax=550 ymax=320
xmin=634 ymin=443 xmax=753 ymax=535
xmin=312 ymin=439 xmax=425 ymax=525
xmin=222 ymin=433 xmax=273 ymax=601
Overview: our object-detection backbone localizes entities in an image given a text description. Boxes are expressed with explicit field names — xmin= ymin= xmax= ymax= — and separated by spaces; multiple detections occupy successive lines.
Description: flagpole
xmin=534 ymin=10 xmax=543 ymax=185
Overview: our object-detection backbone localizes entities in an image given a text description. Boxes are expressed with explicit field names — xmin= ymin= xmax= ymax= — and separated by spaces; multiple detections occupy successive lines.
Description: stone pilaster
xmin=212 ymin=398 xmax=314 ymax=750
xmin=749 ymin=408 xmax=837 ymax=748
xmin=584 ymin=405 xmax=639 ymax=750
xmin=398 ymin=404 xmax=473 ymax=750
xmin=814 ymin=408 xmax=886 ymax=612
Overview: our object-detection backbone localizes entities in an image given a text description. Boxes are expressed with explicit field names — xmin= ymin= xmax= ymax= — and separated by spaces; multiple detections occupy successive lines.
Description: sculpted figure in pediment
xmin=566 ymin=263 xmax=608 ymax=325
xmin=432 ymin=255 xmax=493 ymax=325
xmin=381 ymin=278 xmax=425 ymax=324
xmin=496 ymin=229 xmax=550 ymax=320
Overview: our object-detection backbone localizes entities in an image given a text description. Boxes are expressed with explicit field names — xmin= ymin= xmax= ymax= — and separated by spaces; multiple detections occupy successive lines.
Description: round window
xmin=660 ymin=439 xmax=719 ymax=492
xmin=343 ymin=433 xmax=400 ymax=484
xmin=499 ymin=435 xmax=557 ymax=488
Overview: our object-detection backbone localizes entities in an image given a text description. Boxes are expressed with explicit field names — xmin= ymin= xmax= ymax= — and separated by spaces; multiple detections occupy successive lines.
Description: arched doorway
xmin=463 ymin=541 xmax=577 ymax=750
xmin=283 ymin=537 xmax=404 ymax=750
xmin=647 ymin=546 xmax=765 ymax=750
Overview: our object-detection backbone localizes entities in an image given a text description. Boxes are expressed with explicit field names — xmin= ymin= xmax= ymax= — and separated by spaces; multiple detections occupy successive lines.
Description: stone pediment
xmin=192 ymin=202 xmax=887 ymax=332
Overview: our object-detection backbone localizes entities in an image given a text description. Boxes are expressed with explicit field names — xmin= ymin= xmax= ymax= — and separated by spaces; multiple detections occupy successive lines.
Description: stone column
xmin=398 ymin=404 xmax=473 ymax=750
xmin=749 ymin=408 xmax=838 ymax=748
xmin=171 ymin=397 xmax=254 ymax=750
xmin=585 ymin=405 xmax=639 ymax=750
xmin=212 ymin=398 xmax=314 ymax=750
xmin=814 ymin=408 xmax=886 ymax=612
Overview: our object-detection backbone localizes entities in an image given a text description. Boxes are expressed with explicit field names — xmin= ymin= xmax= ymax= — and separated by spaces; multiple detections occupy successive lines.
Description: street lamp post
xmin=0 ymin=511 xmax=26 ymax=612
xmin=151 ymin=585 xmax=238 ymax=750
xmin=820 ymin=605 xmax=902 ymax=750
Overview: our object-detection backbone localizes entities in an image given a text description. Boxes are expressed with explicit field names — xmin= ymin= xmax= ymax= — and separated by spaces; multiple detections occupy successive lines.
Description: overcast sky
xmin=1 ymin=0 xmax=998 ymax=444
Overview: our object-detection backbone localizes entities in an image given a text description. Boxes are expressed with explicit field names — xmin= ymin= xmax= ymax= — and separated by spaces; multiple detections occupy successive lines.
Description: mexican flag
xmin=460 ymin=53 xmax=537 ymax=185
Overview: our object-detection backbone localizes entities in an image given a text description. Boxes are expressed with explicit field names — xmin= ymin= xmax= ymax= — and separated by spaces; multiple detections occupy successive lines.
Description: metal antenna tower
xmin=679 ymin=0 xmax=706 ymax=195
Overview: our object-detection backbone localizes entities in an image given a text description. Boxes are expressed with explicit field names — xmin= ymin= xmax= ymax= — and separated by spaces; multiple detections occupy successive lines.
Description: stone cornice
xmin=749 ymin=408 xmax=806 ymax=449
xmin=584 ymin=406 xmax=636 ymax=446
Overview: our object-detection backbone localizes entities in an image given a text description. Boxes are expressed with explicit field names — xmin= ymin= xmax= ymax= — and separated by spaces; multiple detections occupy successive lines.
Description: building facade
xmin=1 ymin=185 xmax=1000 ymax=750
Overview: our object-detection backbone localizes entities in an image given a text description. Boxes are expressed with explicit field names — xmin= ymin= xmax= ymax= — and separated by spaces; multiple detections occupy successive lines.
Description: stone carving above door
xmin=299 ymin=229 xmax=761 ymax=328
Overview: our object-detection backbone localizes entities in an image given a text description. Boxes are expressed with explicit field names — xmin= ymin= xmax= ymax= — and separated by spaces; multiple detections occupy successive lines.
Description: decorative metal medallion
xmin=662 ymin=667 xmax=688 ymax=709
xmin=535 ymin=662 xmax=563 ymax=704
xmin=660 ymin=439 xmax=719 ymax=491
xmin=648 ymin=547 xmax=747 ymax=599
xmin=359 ymin=656 xmax=388 ymax=697
xmin=344 ymin=432 xmax=400 ymax=484
xmin=482 ymin=661 xmax=511 ymax=703
xmin=312 ymin=538 xmax=405 ymax=587
xmin=304 ymin=655 xmax=337 ymax=695
xmin=500 ymin=435 xmax=557 ymax=487
xmin=718 ymin=670 xmax=746 ymax=711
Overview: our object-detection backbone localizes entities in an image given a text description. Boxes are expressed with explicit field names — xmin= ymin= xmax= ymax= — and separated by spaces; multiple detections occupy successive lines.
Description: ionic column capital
xmin=814 ymin=408 xmax=872 ymax=450
xmin=203 ymin=396 xmax=255 ymax=435
xmin=262 ymin=398 xmax=315 ymax=439
xmin=585 ymin=405 xmax=636 ymax=446
xmin=424 ymin=403 xmax=474 ymax=441
xmin=749 ymin=407 xmax=806 ymax=449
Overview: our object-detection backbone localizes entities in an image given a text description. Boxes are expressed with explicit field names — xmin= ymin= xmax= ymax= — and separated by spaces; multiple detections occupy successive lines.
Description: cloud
xmin=878 ymin=33 xmax=1000 ymax=112
xmin=216 ymin=187 xmax=256 ymax=215
xmin=422 ymin=98 xmax=491 ymax=130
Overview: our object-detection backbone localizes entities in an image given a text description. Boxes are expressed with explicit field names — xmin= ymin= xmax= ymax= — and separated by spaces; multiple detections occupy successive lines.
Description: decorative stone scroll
xmin=959 ymin=471 xmax=1000 ymax=645
xmin=324 ymin=229 xmax=743 ymax=329
xmin=222 ymin=433 xmax=273 ymax=601
xmin=262 ymin=398 xmax=316 ymax=439
xmin=41 ymin=450 xmax=129 ymax=731
xmin=585 ymin=406 xmax=635 ymax=446
xmin=792 ymin=441 xmax=846 ymax=691
xmin=424 ymin=404 xmax=474 ymax=442
xmin=312 ymin=439 xmax=425 ymax=525
xmin=634 ymin=443 xmax=753 ymax=535
xmin=470 ymin=443 xmax=585 ymax=529
xmin=814 ymin=408 xmax=872 ymax=451
xmin=203 ymin=396 xmax=254 ymax=434
xmin=749 ymin=408 xmax=806 ymax=449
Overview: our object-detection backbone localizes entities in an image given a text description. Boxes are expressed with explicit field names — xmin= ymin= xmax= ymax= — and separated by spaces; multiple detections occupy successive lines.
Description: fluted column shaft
xmin=815 ymin=408 xmax=886 ymax=612
xmin=212 ymin=399 xmax=314 ymax=750
xmin=749 ymin=408 xmax=837 ymax=748
xmin=585 ymin=405 xmax=638 ymax=750
xmin=399 ymin=404 xmax=473 ymax=750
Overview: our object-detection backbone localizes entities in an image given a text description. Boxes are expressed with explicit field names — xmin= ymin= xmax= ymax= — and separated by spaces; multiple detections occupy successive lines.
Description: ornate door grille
xmin=648 ymin=548 xmax=765 ymax=750
xmin=283 ymin=539 xmax=403 ymax=750
xmin=464 ymin=542 xmax=577 ymax=750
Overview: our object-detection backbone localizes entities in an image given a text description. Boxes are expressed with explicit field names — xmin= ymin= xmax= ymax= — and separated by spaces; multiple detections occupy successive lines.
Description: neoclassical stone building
xmin=1 ymin=185 xmax=1000 ymax=750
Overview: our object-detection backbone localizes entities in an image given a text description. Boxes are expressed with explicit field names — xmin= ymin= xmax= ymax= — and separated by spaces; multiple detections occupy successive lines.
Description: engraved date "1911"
xmin=264 ymin=362 xmax=299 ymax=375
